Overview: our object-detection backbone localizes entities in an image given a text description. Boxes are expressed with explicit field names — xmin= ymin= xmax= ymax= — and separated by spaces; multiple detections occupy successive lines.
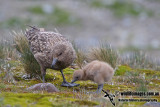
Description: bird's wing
xmin=30 ymin=31 xmax=69 ymax=55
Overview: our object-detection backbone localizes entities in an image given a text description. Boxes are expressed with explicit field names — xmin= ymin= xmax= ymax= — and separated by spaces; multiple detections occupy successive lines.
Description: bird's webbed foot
xmin=61 ymin=81 xmax=79 ymax=87
xmin=60 ymin=69 xmax=79 ymax=87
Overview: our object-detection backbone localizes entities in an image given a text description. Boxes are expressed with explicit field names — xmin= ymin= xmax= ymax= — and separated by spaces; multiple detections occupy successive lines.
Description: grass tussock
xmin=5 ymin=46 xmax=18 ymax=60
xmin=72 ymin=42 xmax=86 ymax=68
xmin=13 ymin=31 xmax=41 ymax=78
xmin=121 ymin=51 xmax=157 ymax=70
xmin=87 ymin=44 xmax=119 ymax=68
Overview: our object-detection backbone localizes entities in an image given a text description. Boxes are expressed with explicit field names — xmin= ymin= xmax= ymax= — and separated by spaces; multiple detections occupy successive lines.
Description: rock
xmin=143 ymin=102 xmax=160 ymax=107
xmin=27 ymin=83 xmax=59 ymax=93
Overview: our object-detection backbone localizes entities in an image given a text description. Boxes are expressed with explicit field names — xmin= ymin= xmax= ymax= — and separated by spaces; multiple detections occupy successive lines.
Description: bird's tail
xmin=26 ymin=25 xmax=39 ymax=30
xmin=25 ymin=25 xmax=40 ymax=39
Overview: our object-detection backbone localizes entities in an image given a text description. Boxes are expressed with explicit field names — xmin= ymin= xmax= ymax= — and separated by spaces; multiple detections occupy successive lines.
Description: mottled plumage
xmin=25 ymin=26 xmax=78 ymax=87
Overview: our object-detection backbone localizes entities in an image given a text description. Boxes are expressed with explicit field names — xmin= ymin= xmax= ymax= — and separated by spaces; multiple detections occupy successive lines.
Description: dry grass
xmin=13 ymin=31 xmax=29 ymax=54
xmin=72 ymin=42 xmax=87 ymax=68
xmin=0 ymin=40 xmax=18 ymax=61
xmin=0 ymin=43 xmax=16 ymax=83
xmin=5 ymin=46 xmax=18 ymax=60
xmin=0 ymin=61 xmax=16 ymax=83
xmin=13 ymin=31 xmax=41 ymax=78
xmin=87 ymin=44 xmax=119 ymax=68
xmin=121 ymin=51 xmax=157 ymax=70
xmin=0 ymin=43 xmax=4 ymax=59
xmin=75 ymin=50 xmax=86 ymax=68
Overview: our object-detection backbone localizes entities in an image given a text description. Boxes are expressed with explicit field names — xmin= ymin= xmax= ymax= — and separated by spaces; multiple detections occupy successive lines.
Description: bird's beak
xmin=71 ymin=78 xmax=77 ymax=83
xmin=51 ymin=58 xmax=58 ymax=68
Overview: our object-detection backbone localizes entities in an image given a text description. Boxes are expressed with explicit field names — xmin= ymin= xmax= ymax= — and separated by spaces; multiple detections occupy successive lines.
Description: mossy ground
xmin=0 ymin=61 xmax=160 ymax=107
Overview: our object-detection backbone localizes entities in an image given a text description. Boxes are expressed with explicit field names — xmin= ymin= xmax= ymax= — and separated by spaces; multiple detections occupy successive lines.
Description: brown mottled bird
xmin=25 ymin=26 xmax=79 ymax=87
xmin=71 ymin=60 xmax=114 ymax=93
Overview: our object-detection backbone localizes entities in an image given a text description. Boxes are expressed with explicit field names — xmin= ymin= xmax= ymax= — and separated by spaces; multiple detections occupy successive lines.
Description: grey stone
xmin=143 ymin=102 xmax=160 ymax=107
xmin=27 ymin=83 xmax=59 ymax=93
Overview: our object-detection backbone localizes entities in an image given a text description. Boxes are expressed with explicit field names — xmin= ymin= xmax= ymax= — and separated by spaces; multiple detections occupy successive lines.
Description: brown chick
xmin=71 ymin=60 xmax=114 ymax=93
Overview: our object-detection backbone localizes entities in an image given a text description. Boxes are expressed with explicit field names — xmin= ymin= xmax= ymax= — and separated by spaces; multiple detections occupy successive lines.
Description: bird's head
xmin=71 ymin=69 xmax=84 ymax=83
xmin=51 ymin=43 xmax=76 ymax=69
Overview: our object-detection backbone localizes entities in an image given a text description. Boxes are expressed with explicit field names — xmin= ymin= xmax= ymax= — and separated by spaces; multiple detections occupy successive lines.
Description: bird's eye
xmin=58 ymin=52 xmax=62 ymax=56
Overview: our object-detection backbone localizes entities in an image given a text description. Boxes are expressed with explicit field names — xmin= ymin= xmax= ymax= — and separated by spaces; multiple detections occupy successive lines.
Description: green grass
xmin=28 ymin=6 xmax=44 ymax=14
xmin=1 ymin=65 xmax=159 ymax=106
xmin=90 ymin=0 xmax=106 ymax=8
xmin=45 ymin=6 xmax=74 ymax=25
xmin=1 ymin=92 xmax=99 ymax=107
xmin=136 ymin=82 xmax=148 ymax=92
xmin=90 ymin=0 xmax=153 ymax=17
xmin=0 ymin=95 xmax=4 ymax=107
xmin=0 ymin=83 xmax=6 ymax=90
xmin=0 ymin=64 xmax=160 ymax=106
xmin=114 ymin=65 xmax=132 ymax=76
xmin=28 ymin=6 xmax=80 ymax=26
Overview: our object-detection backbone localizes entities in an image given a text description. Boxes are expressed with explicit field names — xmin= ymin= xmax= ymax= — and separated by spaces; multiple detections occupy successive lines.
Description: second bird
xmin=25 ymin=26 xmax=79 ymax=87
xmin=71 ymin=60 xmax=115 ymax=93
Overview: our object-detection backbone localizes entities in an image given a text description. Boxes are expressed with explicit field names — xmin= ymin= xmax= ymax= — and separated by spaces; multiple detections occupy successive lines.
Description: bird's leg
xmin=60 ymin=69 xmax=67 ymax=82
xmin=41 ymin=67 xmax=46 ymax=83
xmin=60 ymin=69 xmax=70 ymax=86
xmin=96 ymin=84 xmax=104 ymax=93
xmin=42 ymin=72 xmax=46 ymax=83
xmin=60 ymin=70 xmax=79 ymax=87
